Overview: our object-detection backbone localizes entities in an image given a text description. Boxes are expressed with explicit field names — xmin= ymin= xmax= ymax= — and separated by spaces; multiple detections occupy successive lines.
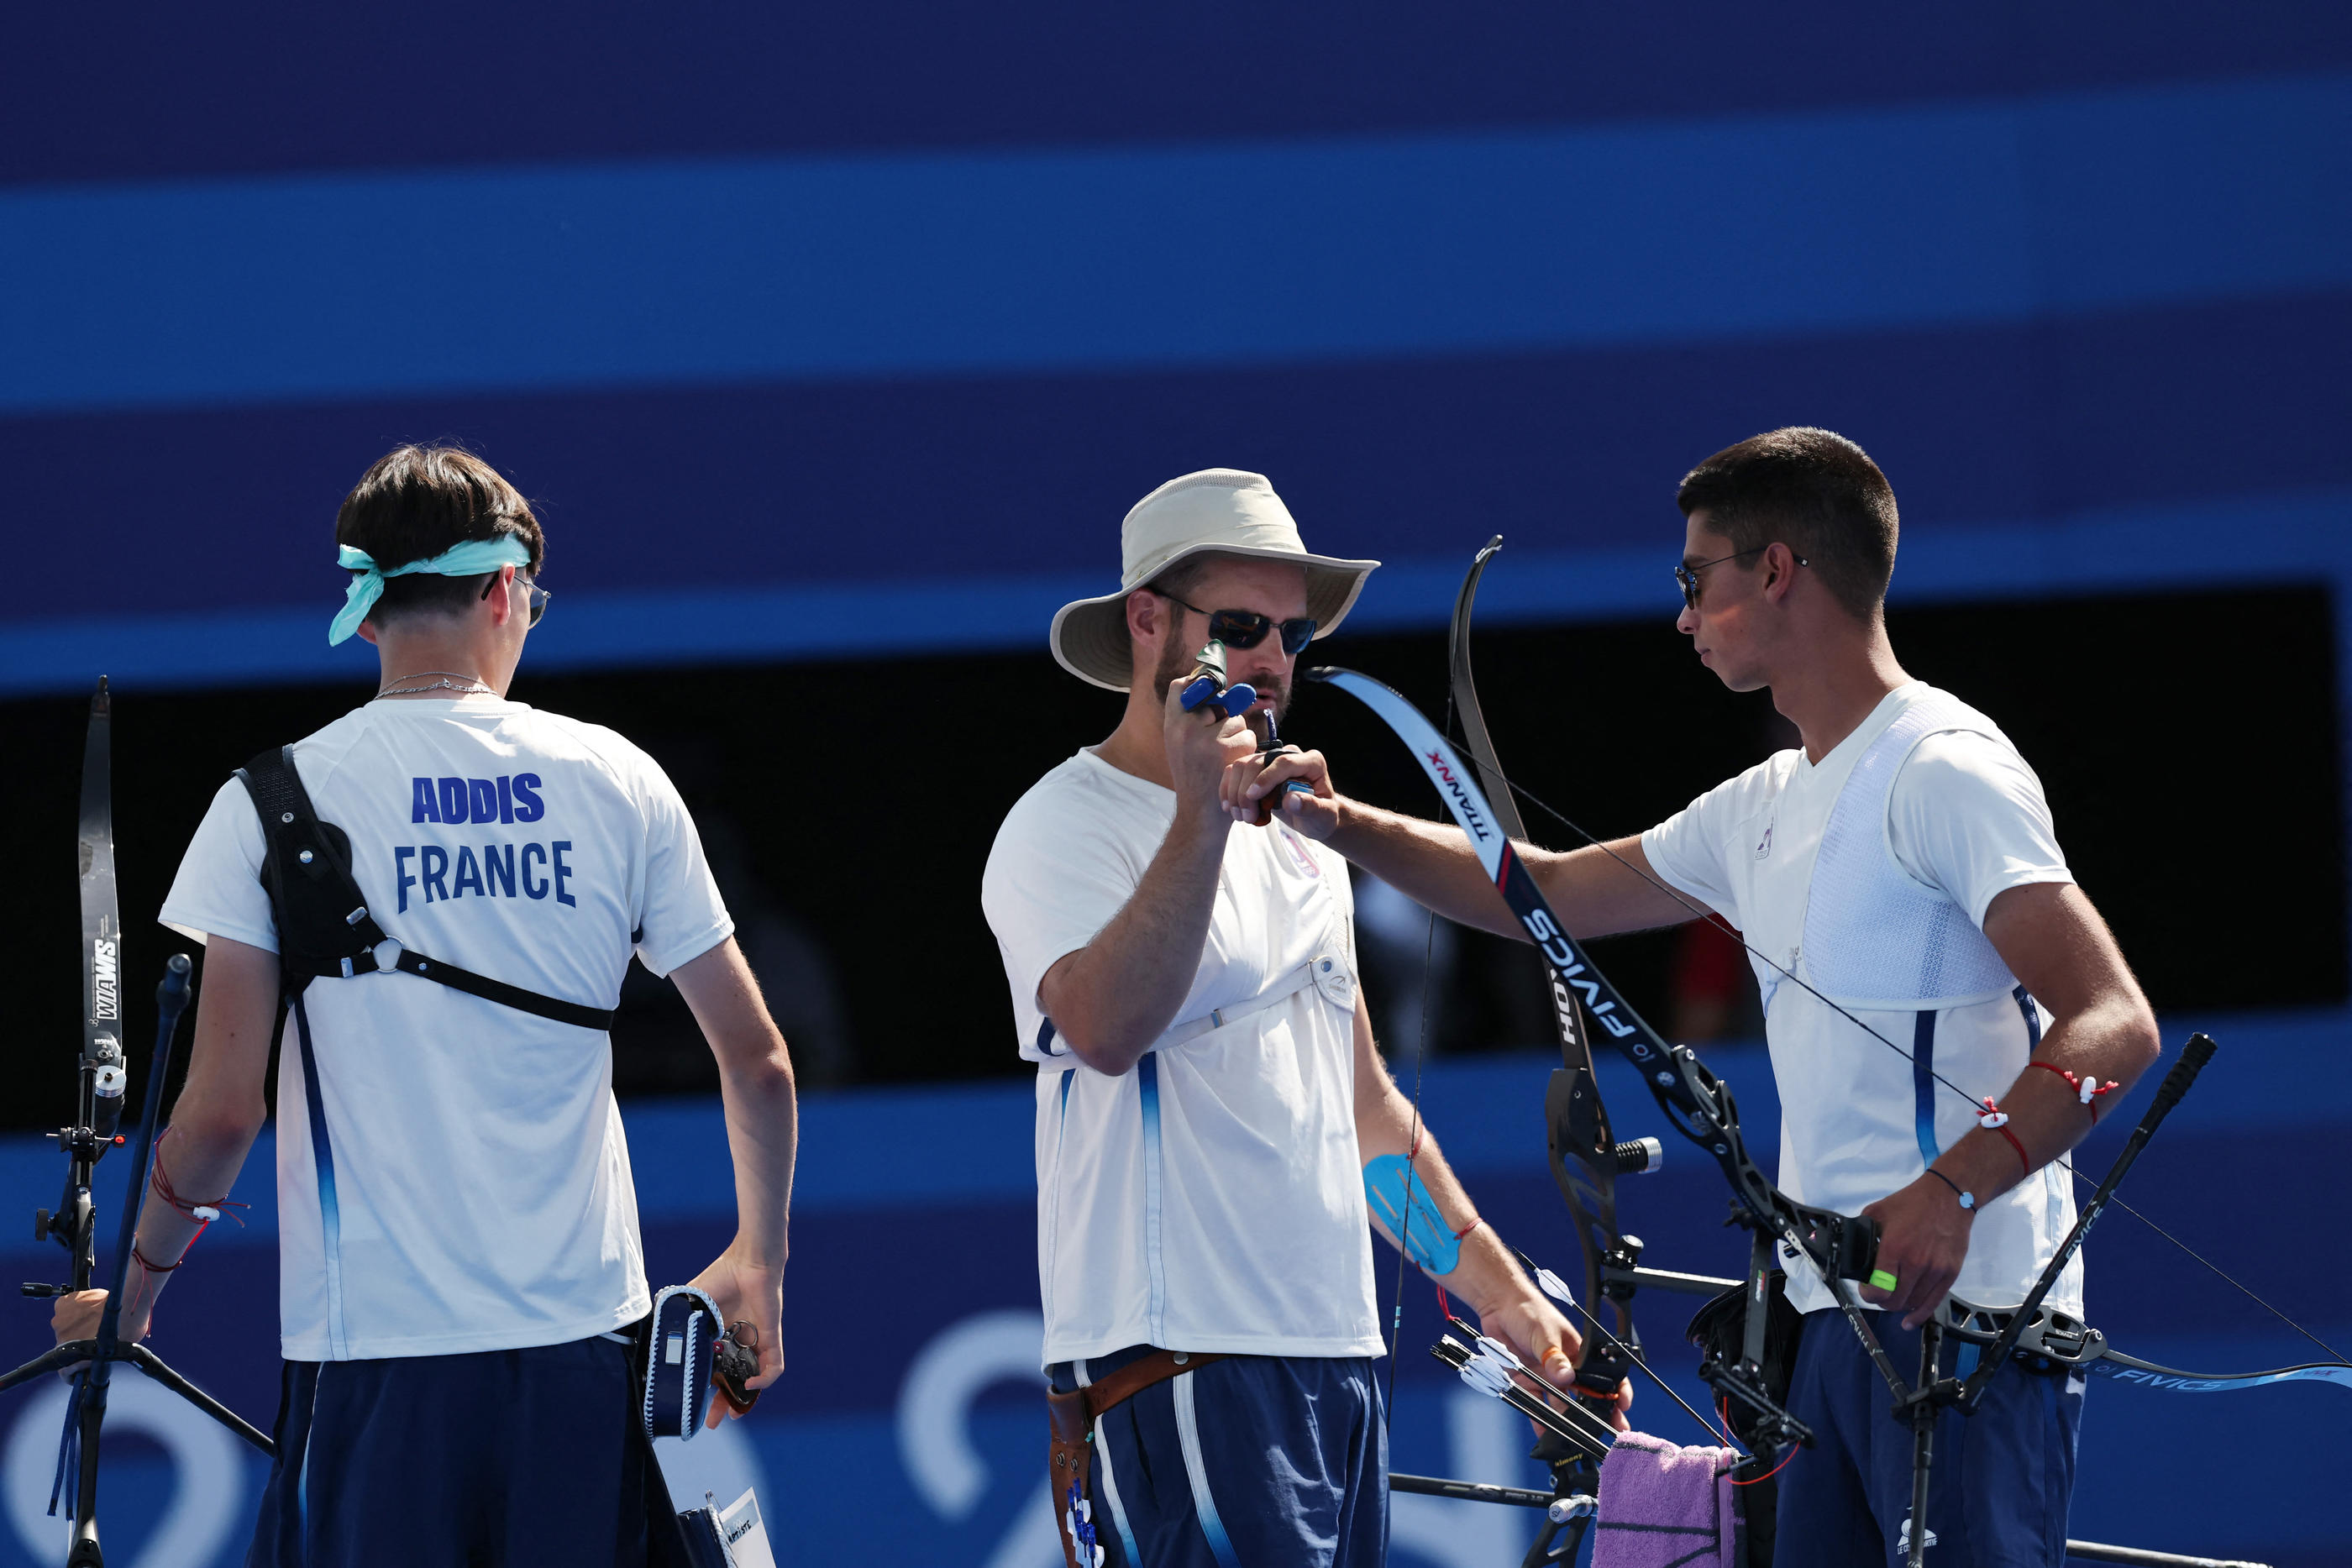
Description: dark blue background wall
xmin=2 ymin=6 xmax=2347 ymax=688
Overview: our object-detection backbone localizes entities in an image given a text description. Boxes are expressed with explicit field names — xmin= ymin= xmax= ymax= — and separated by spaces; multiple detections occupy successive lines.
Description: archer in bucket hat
xmin=986 ymin=470 xmax=1593 ymax=1568
xmin=1048 ymin=469 xmax=1379 ymax=690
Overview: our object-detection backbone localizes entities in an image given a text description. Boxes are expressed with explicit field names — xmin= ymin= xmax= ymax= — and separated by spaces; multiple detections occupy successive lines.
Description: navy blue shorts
xmin=1047 ymin=1345 xmax=1387 ymax=1568
xmin=1777 ymin=1308 xmax=2084 ymax=1567
xmin=245 ymin=1334 xmax=665 ymax=1568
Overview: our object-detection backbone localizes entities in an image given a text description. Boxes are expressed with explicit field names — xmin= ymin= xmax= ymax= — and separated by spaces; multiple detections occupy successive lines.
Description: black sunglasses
xmin=1163 ymin=594 xmax=1316 ymax=656
xmin=1673 ymin=546 xmax=1805 ymax=609
xmin=481 ymin=569 xmax=551 ymax=627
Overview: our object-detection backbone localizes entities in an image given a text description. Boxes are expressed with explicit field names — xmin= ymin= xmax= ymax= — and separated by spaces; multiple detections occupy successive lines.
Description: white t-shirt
xmin=1642 ymin=683 xmax=2081 ymax=1316
xmin=160 ymin=698 xmax=732 ymax=1361
xmin=981 ymin=748 xmax=1383 ymax=1365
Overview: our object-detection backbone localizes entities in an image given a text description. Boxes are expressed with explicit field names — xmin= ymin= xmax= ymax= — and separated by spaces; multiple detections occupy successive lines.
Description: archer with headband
xmin=51 ymin=444 xmax=799 ymax=1566
xmin=1238 ymin=428 xmax=2162 ymax=1568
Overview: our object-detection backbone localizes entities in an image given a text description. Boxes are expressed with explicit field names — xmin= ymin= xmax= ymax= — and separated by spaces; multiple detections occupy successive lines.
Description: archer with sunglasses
xmin=62 ymin=444 xmax=800 ymax=1566
xmin=984 ymin=469 xmax=1590 ymax=1568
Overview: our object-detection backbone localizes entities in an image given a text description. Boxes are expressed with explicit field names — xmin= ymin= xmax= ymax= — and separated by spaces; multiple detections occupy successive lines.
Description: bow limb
xmin=1448 ymin=538 xmax=1639 ymax=1411
xmin=1935 ymin=1295 xmax=2352 ymax=1397
xmin=68 ymin=679 xmax=123 ymax=1295
xmin=2088 ymin=1352 xmax=2352 ymax=1394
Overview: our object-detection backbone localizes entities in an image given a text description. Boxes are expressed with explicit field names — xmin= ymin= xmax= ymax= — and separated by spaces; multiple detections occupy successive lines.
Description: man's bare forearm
xmin=1356 ymin=1096 xmax=1529 ymax=1322
xmin=674 ymin=940 xmax=798 ymax=1266
xmin=106 ymin=939 xmax=278 ymax=1333
xmin=717 ymin=1048 xmax=796 ymax=1267
xmin=1935 ymin=991 xmax=2161 ymax=1207
xmin=1349 ymin=997 xmax=1602 ymax=1404
xmin=1325 ymin=799 xmax=1690 ymax=939
xmin=118 ymin=1113 xmax=263 ymax=1324
xmin=1944 ymin=882 xmax=2165 ymax=1204
xmin=1324 ymin=799 xmax=1523 ymax=936
xmin=1041 ymin=815 xmax=1230 ymax=1074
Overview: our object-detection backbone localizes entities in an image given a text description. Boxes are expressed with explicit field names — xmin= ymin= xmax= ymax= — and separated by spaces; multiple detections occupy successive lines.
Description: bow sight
xmin=0 ymin=679 xmax=274 ymax=1568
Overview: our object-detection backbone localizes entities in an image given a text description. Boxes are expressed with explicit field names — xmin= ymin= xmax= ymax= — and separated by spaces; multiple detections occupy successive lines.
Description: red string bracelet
xmin=2024 ymin=1059 xmax=2118 ymax=1121
xmin=1975 ymin=1099 xmax=2032 ymax=1177
xmin=138 ymin=1131 xmax=249 ymax=1276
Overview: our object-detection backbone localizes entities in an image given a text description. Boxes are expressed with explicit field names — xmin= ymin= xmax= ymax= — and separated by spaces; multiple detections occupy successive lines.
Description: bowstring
xmin=1389 ymin=684 xmax=1746 ymax=1460
xmin=1382 ymin=684 xmax=1459 ymax=1430
xmin=1485 ymin=766 xmax=2348 ymax=1366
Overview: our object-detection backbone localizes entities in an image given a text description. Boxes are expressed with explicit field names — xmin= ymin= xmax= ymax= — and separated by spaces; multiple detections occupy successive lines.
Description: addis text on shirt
xmin=397 ymin=773 xmax=574 ymax=911
xmin=409 ymin=774 xmax=547 ymax=826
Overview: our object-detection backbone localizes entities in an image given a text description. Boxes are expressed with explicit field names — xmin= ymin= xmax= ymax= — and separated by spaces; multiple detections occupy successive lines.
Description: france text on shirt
xmin=397 ymin=771 xmax=575 ymax=912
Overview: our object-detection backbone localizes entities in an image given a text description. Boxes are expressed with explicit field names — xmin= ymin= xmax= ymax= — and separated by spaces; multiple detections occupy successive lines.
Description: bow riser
xmin=1541 ymin=1072 xmax=1635 ymax=1396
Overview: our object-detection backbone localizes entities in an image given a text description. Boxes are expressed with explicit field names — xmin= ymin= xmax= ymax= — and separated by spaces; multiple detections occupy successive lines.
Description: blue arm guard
xmin=1363 ymin=1153 xmax=1463 ymax=1276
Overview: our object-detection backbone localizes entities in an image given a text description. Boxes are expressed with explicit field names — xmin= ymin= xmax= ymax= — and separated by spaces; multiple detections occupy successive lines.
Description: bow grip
xmin=1835 ymin=1211 xmax=1882 ymax=1282
xmin=1246 ymin=767 xmax=1316 ymax=826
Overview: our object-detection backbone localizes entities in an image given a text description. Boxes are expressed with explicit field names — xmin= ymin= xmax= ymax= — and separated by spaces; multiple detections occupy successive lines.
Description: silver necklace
xmin=376 ymin=670 xmax=496 ymax=699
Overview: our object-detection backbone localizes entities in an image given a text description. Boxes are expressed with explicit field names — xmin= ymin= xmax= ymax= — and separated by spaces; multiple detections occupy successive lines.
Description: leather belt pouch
xmin=1048 ymin=1352 xmax=1231 ymax=1568
xmin=1048 ymin=1387 xmax=1097 ymax=1568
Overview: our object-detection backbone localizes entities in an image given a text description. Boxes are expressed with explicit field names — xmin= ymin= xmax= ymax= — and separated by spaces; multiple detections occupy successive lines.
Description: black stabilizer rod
xmin=66 ymin=957 xmax=199 ymax=1562
xmin=92 ymin=957 xmax=192 ymax=1360
xmin=1389 ymin=1474 xmax=1555 ymax=1509
xmin=1958 ymin=1035 xmax=2218 ymax=1412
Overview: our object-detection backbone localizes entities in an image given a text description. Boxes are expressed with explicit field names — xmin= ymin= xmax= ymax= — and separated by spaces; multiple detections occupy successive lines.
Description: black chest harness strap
xmin=234 ymin=745 xmax=616 ymax=1032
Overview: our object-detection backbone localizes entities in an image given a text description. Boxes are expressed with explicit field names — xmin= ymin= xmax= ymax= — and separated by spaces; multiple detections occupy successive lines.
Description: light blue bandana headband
xmin=328 ymin=536 xmax=533 ymax=646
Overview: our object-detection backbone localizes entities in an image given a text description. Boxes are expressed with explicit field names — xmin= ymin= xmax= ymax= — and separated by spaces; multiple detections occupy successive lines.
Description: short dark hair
xmin=1676 ymin=427 xmax=1897 ymax=621
xmin=335 ymin=445 xmax=545 ymax=627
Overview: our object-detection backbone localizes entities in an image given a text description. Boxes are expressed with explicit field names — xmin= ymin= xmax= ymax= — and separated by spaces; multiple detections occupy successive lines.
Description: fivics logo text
xmin=1519 ymin=908 xmax=1637 ymax=1040
xmin=2109 ymin=1368 xmax=2227 ymax=1393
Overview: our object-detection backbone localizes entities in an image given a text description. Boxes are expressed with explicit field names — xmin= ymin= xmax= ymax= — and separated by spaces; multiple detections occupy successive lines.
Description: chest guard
xmin=235 ymin=744 xmax=614 ymax=1030
xmin=1798 ymin=691 xmax=2021 ymax=1009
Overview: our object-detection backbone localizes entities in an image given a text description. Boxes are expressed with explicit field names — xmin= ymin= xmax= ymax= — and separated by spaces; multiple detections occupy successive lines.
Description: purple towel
xmin=1590 ymin=1430 xmax=1741 ymax=1568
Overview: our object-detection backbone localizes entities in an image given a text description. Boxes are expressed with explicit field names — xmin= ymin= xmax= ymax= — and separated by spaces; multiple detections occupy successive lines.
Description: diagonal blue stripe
xmin=0 ymin=74 xmax=2344 ymax=414
xmin=1914 ymin=1010 xmax=1941 ymax=1167
xmin=289 ymin=995 xmax=349 ymax=1359
xmin=1138 ymin=1052 xmax=1167 ymax=1347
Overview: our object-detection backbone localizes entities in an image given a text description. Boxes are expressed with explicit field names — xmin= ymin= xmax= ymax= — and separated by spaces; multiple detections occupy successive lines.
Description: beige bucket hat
xmin=1049 ymin=469 xmax=1380 ymax=691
